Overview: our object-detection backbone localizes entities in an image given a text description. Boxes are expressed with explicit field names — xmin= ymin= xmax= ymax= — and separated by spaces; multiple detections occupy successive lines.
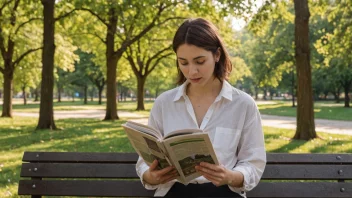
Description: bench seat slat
xmin=20 ymin=163 xmax=352 ymax=180
xmin=247 ymin=182 xmax=352 ymax=198
xmin=18 ymin=180 xmax=154 ymax=197
xmin=18 ymin=180 xmax=352 ymax=197
xmin=22 ymin=152 xmax=352 ymax=164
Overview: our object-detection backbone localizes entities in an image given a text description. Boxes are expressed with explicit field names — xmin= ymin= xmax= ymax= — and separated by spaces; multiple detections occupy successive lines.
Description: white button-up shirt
xmin=136 ymin=80 xmax=266 ymax=197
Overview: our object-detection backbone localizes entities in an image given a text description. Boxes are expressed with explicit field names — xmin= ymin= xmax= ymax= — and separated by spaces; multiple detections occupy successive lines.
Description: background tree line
xmin=0 ymin=0 xmax=351 ymax=140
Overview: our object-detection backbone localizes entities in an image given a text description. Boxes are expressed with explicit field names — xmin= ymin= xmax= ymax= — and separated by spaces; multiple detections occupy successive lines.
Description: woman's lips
xmin=190 ymin=78 xmax=201 ymax=83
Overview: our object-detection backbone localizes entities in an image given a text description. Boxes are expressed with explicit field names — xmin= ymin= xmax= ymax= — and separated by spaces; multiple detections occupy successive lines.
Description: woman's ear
xmin=215 ymin=47 xmax=221 ymax=62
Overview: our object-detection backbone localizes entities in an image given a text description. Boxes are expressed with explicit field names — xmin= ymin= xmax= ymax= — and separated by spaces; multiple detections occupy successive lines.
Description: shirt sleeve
xmin=135 ymin=98 xmax=164 ymax=190
xmin=229 ymin=102 xmax=266 ymax=194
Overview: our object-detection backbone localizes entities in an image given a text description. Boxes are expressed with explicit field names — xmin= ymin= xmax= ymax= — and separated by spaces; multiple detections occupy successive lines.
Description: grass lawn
xmin=1 ymin=99 xmax=350 ymax=121
xmin=1 ymin=116 xmax=352 ymax=197
xmin=0 ymin=100 xmax=154 ymax=115
xmin=258 ymin=101 xmax=352 ymax=121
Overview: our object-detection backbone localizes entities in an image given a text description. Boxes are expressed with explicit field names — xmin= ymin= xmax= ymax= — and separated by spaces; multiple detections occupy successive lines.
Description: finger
xmin=199 ymin=170 xmax=222 ymax=181
xmin=202 ymin=174 xmax=223 ymax=186
xmin=149 ymin=160 xmax=159 ymax=171
xmin=155 ymin=165 xmax=174 ymax=176
xmin=196 ymin=165 xmax=222 ymax=178
xmin=200 ymin=162 xmax=221 ymax=171
xmin=161 ymin=172 xmax=179 ymax=184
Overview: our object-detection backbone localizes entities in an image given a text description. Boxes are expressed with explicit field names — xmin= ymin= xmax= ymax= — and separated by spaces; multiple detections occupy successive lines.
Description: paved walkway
xmin=13 ymin=110 xmax=352 ymax=136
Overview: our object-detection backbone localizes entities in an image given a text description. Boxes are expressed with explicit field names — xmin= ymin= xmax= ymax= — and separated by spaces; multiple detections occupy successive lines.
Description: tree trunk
xmin=291 ymin=66 xmax=296 ymax=107
xmin=58 ymin=86 xmax=62 ymax=102
xmin=98 ymin=86 xmax=103 ymax=105
xmin=22 ymin=86 xmax=27 ymax=105
xmin=293 ymin=0 xmax=316 ymax=140
xmin=37 ymin=0 xmax=57 ymax=130
xmin=136 ymin=77 xmax=146 ymax=110
xmin=84 ymin=86 xmax=88 ymax=104
xmin=263 ymin=89 xmax=267 ymax=100
xmin=1 ymin=74 xmax=13 ymax=117
xmin=343 ymin=81 xmax=351 ymax=108
xmin=104 ymin=8 xmax=119 ymax=120
xmin=72 ymin=92 xmax=75 ymax=102
xmin=34 ymin=87 xmax=39 ymax=102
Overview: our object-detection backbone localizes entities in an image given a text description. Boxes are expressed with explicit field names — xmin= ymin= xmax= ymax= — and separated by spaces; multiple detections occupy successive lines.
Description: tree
xmin=37 ymin=0 xmax=77 ymax=130
xmin=125 ymin=37 xmax=173 ymax=110
xmin=316 ymin=0 xmax=352 ymax=107
xmin=293 ymin=0 xmax=316 ymax=140
xmin=0 ymin=0 xmax=42 ymax=117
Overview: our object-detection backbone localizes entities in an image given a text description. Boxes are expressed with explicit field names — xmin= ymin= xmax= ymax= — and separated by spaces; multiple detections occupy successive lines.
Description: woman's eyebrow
xmin=177 ymin=56 xmax=206 ymax=60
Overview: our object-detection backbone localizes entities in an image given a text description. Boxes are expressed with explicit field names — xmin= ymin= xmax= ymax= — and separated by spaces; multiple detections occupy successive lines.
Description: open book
xmin=122 ymin=121 xmax=219 ymax=184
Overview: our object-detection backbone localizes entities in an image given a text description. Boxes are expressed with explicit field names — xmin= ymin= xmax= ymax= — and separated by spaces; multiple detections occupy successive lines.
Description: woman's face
xmin=176 ymin=44 xmax=220 ymax=87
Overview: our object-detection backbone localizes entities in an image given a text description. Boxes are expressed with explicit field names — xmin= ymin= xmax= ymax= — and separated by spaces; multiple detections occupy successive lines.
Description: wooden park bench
xmin=18 ymin=152 xmax=352 ymax=197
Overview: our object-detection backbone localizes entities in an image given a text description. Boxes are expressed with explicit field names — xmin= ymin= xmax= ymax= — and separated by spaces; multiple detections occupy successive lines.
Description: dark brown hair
xmin=172 ymin=18 xmax=232 ymax=85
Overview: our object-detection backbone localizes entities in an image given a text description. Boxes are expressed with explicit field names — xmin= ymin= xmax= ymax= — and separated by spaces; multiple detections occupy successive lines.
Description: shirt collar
xmin=173 ymin=80 xmax=233 ymax=102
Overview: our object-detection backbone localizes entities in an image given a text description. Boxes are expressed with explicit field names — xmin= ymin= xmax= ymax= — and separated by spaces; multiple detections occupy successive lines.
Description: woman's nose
xmin=189 ymin=64 xmax=199 ymax=75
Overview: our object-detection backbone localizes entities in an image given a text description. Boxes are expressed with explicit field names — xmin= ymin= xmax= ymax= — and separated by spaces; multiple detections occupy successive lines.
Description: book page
xmin=123 ymin=125 xmax=171 ymax=169
xmin=124 ymin=121 xmax=162 ymax=140
xmin=164 ymin=128 xmax=203 ymax=139
xmin=163 ymin=133 xmax=219 ymax=184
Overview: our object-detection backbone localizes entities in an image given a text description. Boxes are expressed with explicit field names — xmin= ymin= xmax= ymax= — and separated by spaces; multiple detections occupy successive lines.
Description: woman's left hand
xmin=195 ymin=162 xmax=233 ymax=187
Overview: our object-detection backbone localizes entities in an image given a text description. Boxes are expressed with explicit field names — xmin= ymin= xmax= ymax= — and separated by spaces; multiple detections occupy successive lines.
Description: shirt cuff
xmin=230 ymin=166 xmax=251 ymax=194
xmin=138 ymin=164 xmax=160 ymax=190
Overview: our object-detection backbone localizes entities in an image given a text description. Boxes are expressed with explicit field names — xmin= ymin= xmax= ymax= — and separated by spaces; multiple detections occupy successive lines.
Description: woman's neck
xmin=187 ymin=78 xmax=222 ymax=98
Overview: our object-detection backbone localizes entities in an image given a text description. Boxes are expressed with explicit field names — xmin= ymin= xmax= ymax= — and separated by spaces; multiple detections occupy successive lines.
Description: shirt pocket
xmin=213 ymin=127 xmax=241 ymax=164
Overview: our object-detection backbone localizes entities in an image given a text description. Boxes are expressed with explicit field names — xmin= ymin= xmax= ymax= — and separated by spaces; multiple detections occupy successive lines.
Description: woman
xmin=136 ymin=18 xmax=266 ymax=197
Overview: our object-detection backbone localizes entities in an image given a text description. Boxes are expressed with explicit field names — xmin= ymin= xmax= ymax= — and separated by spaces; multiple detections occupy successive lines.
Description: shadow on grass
xmin=309 ymin=140 xmax=351 ymax=153
xmin=270 ymin=139 xmax=308 ymax=153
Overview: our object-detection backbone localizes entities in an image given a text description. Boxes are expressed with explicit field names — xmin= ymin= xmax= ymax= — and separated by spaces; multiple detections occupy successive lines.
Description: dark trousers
xmin=164 ymin=182 xmax=242 ymax=197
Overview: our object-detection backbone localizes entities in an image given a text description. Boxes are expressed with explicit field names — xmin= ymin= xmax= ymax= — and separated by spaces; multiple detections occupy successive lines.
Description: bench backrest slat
xmin=267 ymin=153 xmax=352 ymax=164
xmin=22 ymin=152 xmax=138 ymax=163
xmin=20 ymin=163 xmax=352 ymax=180
xmin=22 ymin=152 xmax=352 ymax=164
xmin=262 ymin=164 xmax=352 ymax=179
xmin=20 ymin=163 xmax=137 ymax=178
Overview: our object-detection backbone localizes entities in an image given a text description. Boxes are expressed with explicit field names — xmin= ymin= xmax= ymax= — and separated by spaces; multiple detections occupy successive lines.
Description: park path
xmin=13 ymin=110 xmax=352 ymax=136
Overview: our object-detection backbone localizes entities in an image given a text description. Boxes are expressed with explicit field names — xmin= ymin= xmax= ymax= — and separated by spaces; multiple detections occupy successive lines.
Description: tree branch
xmin=13 ymin=47 xmax=42 ymax=66
xmin=147 ymin=52 xmax=173 ymax=76
xmin=0 ymin=65 xmax=4 ymax=73
xmin=77 ymin=8 xmax=108 ymax=26
xmin=55 ymin=9 xmax=77 ymax=21
xmin=15 ymin=17 xmax=42 ymax=35
xmin=0 ymin=27 xmax=7 ymax=59
xmin=10 ymin=0 xmax=20 ymax=25
xmin=126 ymin=52 xmax=140 ymax=76
xmin=0 ymin=0 xmax=12 ymax=16
xmin=146 ymin=45 xmax=172 ymax=69
xmin=123 ymin=3 xmax=166 ymax=50
xmin=157 ymin=16 xmax=186 ymax=26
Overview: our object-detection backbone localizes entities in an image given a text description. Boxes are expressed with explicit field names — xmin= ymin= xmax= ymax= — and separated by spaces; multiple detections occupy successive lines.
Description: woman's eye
xmin=196 ymin=61 xmax=205 ymax=64
xmin=180 ymin=62 xmax=188 ymax=66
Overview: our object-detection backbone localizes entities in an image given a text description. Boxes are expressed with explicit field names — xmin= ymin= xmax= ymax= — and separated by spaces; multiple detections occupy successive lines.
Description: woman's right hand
xmin=143 ymin=160 xmax=179 ymax=185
